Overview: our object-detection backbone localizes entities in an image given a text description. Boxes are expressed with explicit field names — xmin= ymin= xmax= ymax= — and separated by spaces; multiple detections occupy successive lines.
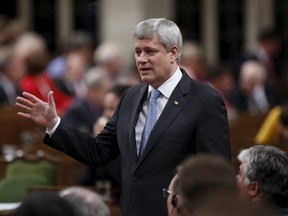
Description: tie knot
xmin=150 ymin=89 xmax=161 ymax=100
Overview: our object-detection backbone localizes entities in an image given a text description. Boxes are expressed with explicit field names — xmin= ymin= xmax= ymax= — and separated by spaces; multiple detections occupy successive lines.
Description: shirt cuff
xmin=46 ymin=117 xmax=61 ymax=137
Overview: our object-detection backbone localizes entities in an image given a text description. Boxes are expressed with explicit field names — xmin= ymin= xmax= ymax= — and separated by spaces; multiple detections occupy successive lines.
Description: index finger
xmin=22 ymin=91 xmax=43 ymax=103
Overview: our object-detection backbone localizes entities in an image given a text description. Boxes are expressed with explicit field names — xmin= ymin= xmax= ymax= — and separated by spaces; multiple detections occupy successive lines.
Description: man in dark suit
xmin=16 ymin=18 xmax=230 ymax=216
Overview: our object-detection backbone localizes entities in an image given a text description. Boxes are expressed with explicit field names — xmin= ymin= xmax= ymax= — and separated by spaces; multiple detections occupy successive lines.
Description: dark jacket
xmin=44 ymin=70 xmax=230 ymax=216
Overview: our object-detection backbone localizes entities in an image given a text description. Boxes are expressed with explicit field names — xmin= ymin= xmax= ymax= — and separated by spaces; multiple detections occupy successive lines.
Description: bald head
xmin=240 ymin=60 xmax=266 ymax=95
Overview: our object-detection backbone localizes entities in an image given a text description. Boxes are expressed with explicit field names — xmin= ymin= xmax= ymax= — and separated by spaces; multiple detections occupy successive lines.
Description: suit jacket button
xmin=133 ymin=176 xmax=139 ymax=181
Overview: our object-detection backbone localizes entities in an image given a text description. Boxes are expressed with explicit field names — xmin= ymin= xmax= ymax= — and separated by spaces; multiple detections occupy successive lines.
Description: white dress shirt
xmin=135 ymin=67 xmax=182 ymax=155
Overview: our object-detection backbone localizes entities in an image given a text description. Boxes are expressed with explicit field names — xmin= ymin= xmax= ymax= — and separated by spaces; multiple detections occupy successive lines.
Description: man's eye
xmin=135 ymin=51 xmax=141 ymax=56
xmin=147 ymin=50 xmax=156 ymax=56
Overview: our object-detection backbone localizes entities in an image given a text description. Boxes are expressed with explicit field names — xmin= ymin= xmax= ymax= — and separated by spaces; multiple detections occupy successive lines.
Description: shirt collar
xmin=148 ymin=67 xmax=182 ymax=99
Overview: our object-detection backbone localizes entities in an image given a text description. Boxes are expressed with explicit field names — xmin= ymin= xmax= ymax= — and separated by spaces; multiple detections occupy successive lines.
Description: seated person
xmin=255 ymin=103 xmax=288 ymax=150
xmin=165 ymin=154 xmax=237 ymax=216
xmin=59 ymin=186 xmax=110 ymax=216
xmin=228 ymin=60 xmax=282 ymax=115
xmin=164 ymin=172 xmax=181 ymax=216
xmin=237 ymin=145 xmax=288 ymax=215
xmin=62 ymin=67 xmax=110 ymax=134
xmin=14 ymin=191 xmax=76 ymax=216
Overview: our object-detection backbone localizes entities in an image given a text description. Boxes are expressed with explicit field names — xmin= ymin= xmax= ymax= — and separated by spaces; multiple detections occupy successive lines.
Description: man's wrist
xmin=46 ymin=117 xmax=61 ymax=136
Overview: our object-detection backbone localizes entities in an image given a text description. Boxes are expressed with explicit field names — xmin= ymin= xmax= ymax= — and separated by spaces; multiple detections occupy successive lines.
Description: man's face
xmin=133 ymin=35 xmax=178 ymax=88
xmin=167 ymin=175 xmax=176 ymax=214
xmin=236 ymin=163 xmax=251 ymax=200
xmin=166 ymin=175 xmax=183 ymax=216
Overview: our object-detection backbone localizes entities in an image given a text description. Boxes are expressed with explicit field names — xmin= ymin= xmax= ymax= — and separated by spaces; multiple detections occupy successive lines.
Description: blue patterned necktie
xmin=139 ymin=89 xmax=161 ymax=157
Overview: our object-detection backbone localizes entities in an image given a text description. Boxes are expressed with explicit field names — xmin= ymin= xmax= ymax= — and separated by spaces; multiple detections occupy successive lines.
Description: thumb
xmin=48 ymin=91 xmax=56 ymax=107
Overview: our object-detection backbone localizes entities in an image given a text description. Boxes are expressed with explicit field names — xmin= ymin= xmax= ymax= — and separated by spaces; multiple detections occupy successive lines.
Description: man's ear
xmin=170 ymin=46 xmax=179 ymax=63
xmin=248 ymin=181 xmax=259 ymax=197
xmin=174 ymin=194 xmax=188 ymax=216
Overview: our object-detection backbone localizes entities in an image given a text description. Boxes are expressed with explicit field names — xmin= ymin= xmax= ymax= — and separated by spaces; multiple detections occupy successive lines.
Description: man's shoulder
xmin=180 ymin=68 xmax=219 ymax=96
xmin=188 ymin=78 xmax=221 ymax=98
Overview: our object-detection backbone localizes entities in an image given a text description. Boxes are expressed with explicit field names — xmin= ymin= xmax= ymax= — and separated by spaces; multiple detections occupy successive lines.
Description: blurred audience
xmin=0 ymin=15 xmax=9 ymax=47
xmin=206 ymin=64 xmax=235 ymax=119
xmin=168 ymin=154 xmax=237 ymax=216
xmin=59 ymin=186 xmax=110 ymax=216
xmin=252 ymin=29 xmax=283 ymax=84
xmin=92 ymin=40 xmax=140 ymax=90
xmin=46 ymin=30 xmax=94 ymax=79
xmin=0 ymin=45 xmax=24 ymax=107
xmin=17 ymin=32 xmax=72 ymax=116
xmin=0 ymin=15 xmax=26 ymax=47
xmin=62 ymin=67 xmax=110 ymax=134
xmin=237 ymin=145 xmax=288 ymax=215
xmin=255 ymin=102 xmax=288 ymax=149
xmin=4 ymin=19 xmax=26 ymax=45
xmin=53 ymin=51 xmax=88 ymax=99
xmin=14 ymin=191 xmax=76 ymax=216
xmin=232 ymin=29 xmax=283 ymax=86
xmin=229 ymin=60 xmax=282 ymax=115
xmin=93 ymin=83 xmax=131 ymax=136
xmin=94 ymin=41 xmax=127 ymax=83
xmin=179 ymin=40 xmax=207 ymax=82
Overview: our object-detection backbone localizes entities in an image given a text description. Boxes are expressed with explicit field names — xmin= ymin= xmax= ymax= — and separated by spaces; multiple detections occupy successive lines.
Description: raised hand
xmin=16 ymin=91 xmax=59 ymax=130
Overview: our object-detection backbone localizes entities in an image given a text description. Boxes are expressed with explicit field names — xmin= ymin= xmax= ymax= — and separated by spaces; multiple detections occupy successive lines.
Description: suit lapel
xmin=129 ymin=85 xmax=148 ymax=162
xmin=136 ymin=71 xmax=191 ymax=166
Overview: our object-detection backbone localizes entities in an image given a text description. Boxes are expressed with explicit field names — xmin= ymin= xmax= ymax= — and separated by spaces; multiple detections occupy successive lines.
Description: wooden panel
xmin=0 ymin=107 xmax=44 ymax=146
xmin=229 ymin=112 xmax=267 ymax=167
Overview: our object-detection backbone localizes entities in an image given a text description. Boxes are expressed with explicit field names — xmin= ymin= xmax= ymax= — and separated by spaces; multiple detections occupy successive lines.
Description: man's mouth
xmin=139 ymin=67 xmax=151 ymax=73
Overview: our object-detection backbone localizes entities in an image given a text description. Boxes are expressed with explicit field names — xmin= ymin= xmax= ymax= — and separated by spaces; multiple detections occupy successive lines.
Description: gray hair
xmin=84 ymin=67 xmax=109 ymax=89
xmin=94 ymin=41 xmax=122 ymax=65
xmin=132 ymin=18 xmax=182 ymax=63
xmin=59 ymin=187 xmax=110 ymax=216
xmin=237 ymin=145 xmax=288 ymax=199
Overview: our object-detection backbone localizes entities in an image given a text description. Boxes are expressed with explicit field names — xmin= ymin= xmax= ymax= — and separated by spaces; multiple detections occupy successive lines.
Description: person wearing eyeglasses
xmin=15 ymin=18 xmax=230 ymax=216
xmin=174 ymin=154 xmax=237 ymax=216
xmin=163 ymin=173 xmax=182 ymax=216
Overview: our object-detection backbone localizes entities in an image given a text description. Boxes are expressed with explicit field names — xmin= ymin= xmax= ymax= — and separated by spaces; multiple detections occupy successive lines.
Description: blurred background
xmin=0 ymin=0 xmax=286 ymax=69
xmin=0 ymin=0 xmax=287 ymax=212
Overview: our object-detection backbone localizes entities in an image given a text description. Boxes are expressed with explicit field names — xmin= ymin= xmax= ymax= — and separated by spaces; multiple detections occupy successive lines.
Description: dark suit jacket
xmin=44 ymin=69 xmax=230 ymax=216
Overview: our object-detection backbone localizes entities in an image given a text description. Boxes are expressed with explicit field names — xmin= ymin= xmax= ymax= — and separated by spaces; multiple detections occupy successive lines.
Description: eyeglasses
xmin=162 ymin=188 xmax=175 ymax=198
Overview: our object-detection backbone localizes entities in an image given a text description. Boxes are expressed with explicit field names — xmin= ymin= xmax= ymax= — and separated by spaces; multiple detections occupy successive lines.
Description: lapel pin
xmin=174 ymin=101 xmax=179 ymax=105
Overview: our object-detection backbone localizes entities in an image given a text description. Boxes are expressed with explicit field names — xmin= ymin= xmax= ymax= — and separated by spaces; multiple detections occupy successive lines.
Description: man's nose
xmin=138 ymin=52 xmax=148 ymax=62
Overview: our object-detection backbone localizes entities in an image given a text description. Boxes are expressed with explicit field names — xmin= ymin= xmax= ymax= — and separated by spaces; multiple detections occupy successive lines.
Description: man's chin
xmin=140 ymin=75 xmax=152 ymax=83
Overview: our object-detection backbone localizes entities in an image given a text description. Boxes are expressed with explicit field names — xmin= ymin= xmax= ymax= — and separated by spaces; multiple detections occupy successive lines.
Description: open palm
xmin=16 ymin=91 xmax=59 ymax=130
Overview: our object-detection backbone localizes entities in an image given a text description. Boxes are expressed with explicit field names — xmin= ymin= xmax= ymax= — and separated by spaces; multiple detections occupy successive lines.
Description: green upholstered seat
xmin=0 ymin=155 xmax=58 ymax=202
xmin=5 ymin=159 xmax=56 ymax=184
xmin=0 ymin=176 xmax=51 ymax=202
